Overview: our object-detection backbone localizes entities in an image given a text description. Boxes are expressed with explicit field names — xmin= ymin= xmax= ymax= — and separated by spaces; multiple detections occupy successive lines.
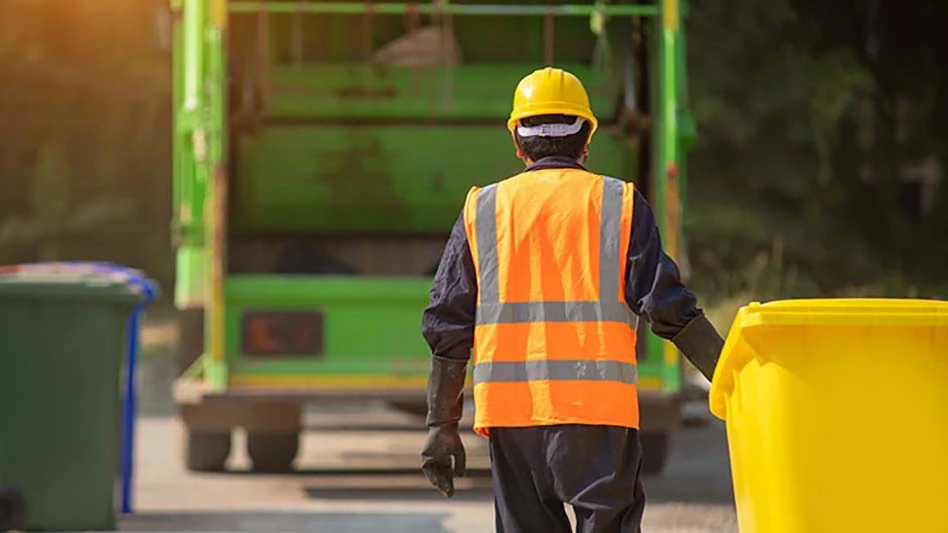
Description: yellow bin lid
xmin=708 ymin=298 xmax=948 ymax=419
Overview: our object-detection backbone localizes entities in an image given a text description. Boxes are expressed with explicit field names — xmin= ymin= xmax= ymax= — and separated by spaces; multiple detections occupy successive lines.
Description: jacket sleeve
xmin=624 ymin=190 xmax=724 ymax=380
xmin=420 ymin=212 xmax=478 ymax=363
xmin=624 ymin=189 xmax=704 ymax=339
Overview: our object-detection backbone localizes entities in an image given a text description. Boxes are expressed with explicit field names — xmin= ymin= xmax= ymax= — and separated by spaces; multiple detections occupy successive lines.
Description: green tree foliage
xmin=0 ymin=141 xmax=134 ymax=261
xmin=0 ymin=0 xmax=173 ymax=284
xmin=685 ymin=0 xmax=947 ymax=299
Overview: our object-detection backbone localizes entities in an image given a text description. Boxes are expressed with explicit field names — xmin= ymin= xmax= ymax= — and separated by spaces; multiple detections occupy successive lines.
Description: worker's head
xmin=507 ymin=67 xmax=599 ymax=164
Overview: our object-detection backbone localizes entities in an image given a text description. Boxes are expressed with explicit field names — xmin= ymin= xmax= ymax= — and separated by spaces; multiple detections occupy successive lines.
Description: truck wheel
xmin=184 ymin=430 xmax=232 ymax=472
xmin=640 ymin=431 xmax=671 ymax=476
xmin=0 ymin=485 xmax=27 ymax=532
xmin=247 ymin=431 xmax=300 ymax=473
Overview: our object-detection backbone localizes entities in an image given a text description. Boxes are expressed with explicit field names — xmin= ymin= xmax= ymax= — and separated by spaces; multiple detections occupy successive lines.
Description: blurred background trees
xmin=0 ymin=0 xmax=171 ymax=279
xmin=0 ymin=0 xmax=945 ymax=317
xmin=685 ymin=0 xmax=948 ymax=303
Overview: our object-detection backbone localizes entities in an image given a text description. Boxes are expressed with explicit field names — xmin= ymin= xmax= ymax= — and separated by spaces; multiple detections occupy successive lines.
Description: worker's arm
xmin=419 ymin=212 xmax=473 ymax=497
xmin=420 ymin=212 xmax=478 ymax=363
xmin=625 ymin=190 xmax=724 ymax=381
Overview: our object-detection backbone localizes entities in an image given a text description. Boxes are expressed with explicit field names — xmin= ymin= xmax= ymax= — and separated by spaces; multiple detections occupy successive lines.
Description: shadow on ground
xmin=303 ymin=471 xmax=493 ymax=503
xmin=122 ymin=511 xmax=453 ymax=532
xmin=293 ymin=414 xmax=736 ymax=506
xmin=642 ymin=416 xmax=736 ymax=506
xmin=644 ymin=475 xmax=736 ymax=506
xmin=304 ymin=483 xmax=494 ymax=503
xmin=225 ymin=467 xmax=492 ymax=479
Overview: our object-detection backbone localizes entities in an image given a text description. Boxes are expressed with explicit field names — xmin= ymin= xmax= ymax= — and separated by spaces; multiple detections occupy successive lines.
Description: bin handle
xmin=119 ymin=277 xmax=158 ymax=515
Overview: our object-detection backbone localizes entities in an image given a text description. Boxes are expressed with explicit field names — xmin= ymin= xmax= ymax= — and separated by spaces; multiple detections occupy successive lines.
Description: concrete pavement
xmin=119 ymin=405 xmax=737 ymax=532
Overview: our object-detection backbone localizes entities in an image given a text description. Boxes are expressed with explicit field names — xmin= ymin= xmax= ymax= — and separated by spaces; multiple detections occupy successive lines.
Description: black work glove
xmin=420 ymin=355 xmax=468 ymax=497
xmin=672 ymin=313 xmax=725 ymax=382
xmin=421 ymin=422 xmax=466 ymax=497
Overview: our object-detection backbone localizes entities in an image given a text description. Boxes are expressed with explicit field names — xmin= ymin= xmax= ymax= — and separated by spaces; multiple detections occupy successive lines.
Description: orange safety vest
xmin=463 ymin=168 xmax=640 ymax=438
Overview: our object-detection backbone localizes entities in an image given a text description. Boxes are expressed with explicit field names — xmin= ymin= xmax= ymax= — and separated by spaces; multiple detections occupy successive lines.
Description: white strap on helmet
xmin=516 ymin=117 xmax=586 ymax=138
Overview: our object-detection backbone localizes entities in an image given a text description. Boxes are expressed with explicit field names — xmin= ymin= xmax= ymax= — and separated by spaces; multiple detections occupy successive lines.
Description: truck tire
xmin=0 ymin=485 xmax=26 ymax=532
xmin=184 ymin=430 xmax=232 ymax=472
xmin=640 ymin=431 xmax=671 ymax=476
xmin=247 ymin=431 xmax=300 ymax=473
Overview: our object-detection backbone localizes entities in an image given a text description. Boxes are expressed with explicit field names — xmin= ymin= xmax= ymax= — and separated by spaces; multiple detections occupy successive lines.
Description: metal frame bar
xmin=657 ymin=0 xmax=683 ymax=391
xmin=229 ymin=2 xmax=659 ymax=16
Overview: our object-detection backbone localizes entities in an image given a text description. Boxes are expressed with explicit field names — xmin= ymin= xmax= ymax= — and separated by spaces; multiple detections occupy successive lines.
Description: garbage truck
xmin=169 ymin=0 xmax=697 ymax=475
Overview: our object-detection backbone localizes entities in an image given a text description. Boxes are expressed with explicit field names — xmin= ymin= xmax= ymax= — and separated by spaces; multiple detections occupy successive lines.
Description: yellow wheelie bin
xmin=709 ymin=298 xmax=948 ymax=533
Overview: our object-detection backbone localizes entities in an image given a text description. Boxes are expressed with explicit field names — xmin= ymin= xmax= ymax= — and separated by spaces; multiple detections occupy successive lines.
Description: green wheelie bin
xmin=0 ymin=262 xmax=157 ymax=532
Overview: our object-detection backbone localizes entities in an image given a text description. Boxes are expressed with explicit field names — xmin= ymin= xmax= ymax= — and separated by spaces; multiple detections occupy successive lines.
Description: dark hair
xmin=513 ymin=113 xmax=592 ymax=161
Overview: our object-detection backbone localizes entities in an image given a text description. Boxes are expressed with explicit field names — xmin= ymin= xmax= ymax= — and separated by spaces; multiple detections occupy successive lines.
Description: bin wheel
xmin=184 ymin=430 xmax=232 ymax=472
xmin=247 ymin=431 xmax=300 ymax=473
xmin=0 ymin=485 xmax=26 ymax=532
xmin=640 ymin=431 xmax=671 ymax=476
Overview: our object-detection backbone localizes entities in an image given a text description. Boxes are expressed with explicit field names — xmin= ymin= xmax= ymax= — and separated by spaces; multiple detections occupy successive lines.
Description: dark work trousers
xmin=488 ymin=424 xmax=645 ymax=533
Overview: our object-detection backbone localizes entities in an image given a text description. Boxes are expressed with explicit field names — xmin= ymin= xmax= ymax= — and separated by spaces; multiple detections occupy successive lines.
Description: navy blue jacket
xmin=421 ymin=156 xmax=705 ymax=362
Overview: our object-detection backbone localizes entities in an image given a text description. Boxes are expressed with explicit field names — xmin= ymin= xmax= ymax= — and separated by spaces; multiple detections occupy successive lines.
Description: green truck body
xmin=170 ymin=0 xmax=696 ymax=475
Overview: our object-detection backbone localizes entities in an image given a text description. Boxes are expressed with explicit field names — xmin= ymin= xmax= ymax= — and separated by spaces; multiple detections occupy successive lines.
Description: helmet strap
xmin=515 ymin=117 xmax=586 ymax=138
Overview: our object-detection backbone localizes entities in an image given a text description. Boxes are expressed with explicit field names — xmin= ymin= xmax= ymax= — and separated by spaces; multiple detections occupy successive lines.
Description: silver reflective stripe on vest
xmin=473 ymin=177 xmax=636 ymax=326
xmin=476 ymin=300 xmax=632 ymax=324
xmin=475 ymin=183 xmax=500 ymax=305
xmin=473 ymin=359 xmax=638 ymax=385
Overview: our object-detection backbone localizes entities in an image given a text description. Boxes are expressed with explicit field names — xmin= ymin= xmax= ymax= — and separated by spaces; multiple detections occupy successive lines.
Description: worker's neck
xmin=523 ymin=155 xmax=587 ymax=172
xmin=524 ymin=155 xmax=583 ymax=166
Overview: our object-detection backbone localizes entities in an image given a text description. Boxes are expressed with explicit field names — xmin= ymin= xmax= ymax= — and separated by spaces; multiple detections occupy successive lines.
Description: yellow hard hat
xmin=507 ymin=66 xmax=598 ymax=139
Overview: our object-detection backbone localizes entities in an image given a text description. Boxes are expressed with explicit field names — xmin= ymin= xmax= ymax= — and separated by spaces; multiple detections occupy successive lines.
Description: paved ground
xmin=120 ymin=413 xmax=738 ymax=533
xmin=115 ymin=351 xmax=738 ymax=532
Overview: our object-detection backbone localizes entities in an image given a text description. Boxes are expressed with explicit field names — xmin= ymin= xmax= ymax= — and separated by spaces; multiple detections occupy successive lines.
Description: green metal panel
xmin=224 ymin=276 xmax=433 ymax=376
xmin=174 ymin=245 xmax=208 ymax=307
xmin=173 ymin=0 xmax=211 ymax=243
xmin=258 ymin=65 xmax=618 ymax=120
xmin=223 ymin=275 xmax=668 ymax=382
xmin=231 ymin=124 xmax=635 ymax=235
xmin=653 ymin=0 xmax=685 ymax=393
xmin=173 ymin=0 xmax=210 ymax=312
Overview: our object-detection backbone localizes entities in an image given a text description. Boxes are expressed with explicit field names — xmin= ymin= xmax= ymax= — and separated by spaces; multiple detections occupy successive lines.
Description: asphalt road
xmin=119 ymin=360 xmax=738 ymax=533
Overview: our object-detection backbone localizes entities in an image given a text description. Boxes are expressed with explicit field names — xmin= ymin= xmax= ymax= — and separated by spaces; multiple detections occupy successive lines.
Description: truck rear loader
xmin=170 ymin=0 xmax=697 ymax=475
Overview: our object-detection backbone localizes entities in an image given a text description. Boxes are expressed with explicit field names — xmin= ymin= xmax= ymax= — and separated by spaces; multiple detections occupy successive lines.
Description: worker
xmin=419 ymin=66 xmax=725 ymax=533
